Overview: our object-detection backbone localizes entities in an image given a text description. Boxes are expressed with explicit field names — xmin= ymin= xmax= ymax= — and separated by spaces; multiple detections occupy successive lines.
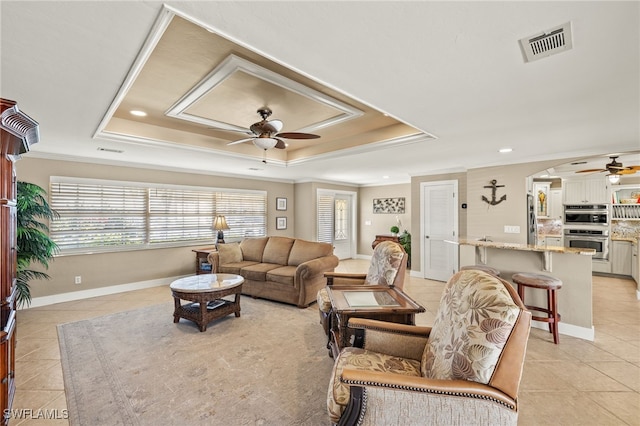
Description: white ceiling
xmin=2 ymin=1 xmax=639 ymax=186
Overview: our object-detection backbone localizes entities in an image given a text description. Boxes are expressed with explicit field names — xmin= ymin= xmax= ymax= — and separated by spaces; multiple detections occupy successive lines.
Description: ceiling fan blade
xmin=607 ymin=165 xmax=627 ymax=170
xmin=618 ymin=169 xmax=637 ymax=175
xmin=274 ymin=138 xmax=286 ymax=149
xmin=276 ymin=132 xmax=320 ymax=139
xmin=227 ymin=137 xmax=255 ymax=146
xmin=575 ymin=168 xmax=606 ymax=173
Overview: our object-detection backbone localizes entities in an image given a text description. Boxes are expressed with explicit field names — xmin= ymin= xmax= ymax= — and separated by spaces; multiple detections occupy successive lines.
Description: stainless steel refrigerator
xmin=526 ymin=193 xmax=537 ymax=245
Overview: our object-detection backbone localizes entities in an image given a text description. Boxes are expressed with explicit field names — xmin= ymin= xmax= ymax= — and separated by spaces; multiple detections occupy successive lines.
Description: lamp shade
xmin=608 ymin=174 xmax=621 ymax=184
xmin=213 ymin=215 xmax=230 ymax=231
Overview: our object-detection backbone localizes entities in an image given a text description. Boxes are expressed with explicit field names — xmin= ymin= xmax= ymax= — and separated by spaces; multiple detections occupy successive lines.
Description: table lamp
xmin=213 ymin=215 xmax=230 ymax=244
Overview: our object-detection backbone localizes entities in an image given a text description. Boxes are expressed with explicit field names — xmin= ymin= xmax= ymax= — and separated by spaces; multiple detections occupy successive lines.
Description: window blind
xmin=49 ymin=177 xmax=267 ymax=253
xmin=317 ymin=193 xmax=334 ymax=243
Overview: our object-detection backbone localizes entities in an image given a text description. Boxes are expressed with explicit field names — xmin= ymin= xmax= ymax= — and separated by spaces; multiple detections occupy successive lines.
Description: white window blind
xmin=50 ymin=177 xmax=266 ymax=253
xmin=317 ymin=193 xmax=334 ymax=243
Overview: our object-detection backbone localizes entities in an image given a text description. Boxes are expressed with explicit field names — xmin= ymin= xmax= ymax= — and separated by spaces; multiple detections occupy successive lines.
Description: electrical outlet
xmin=504 ymin=225 xmax=521 ymax=234
xmin=74 ymin=276 xmax=82 ymax=284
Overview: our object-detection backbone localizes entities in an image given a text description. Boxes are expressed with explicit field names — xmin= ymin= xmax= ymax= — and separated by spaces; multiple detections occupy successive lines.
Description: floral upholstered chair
xmin=327 ymin=269 xmax=532 ymax=426
xmin=316 ymin=241 xmax=408 ymax=340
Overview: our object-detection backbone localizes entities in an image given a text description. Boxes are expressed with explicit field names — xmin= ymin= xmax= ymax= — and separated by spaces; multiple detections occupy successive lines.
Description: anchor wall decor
xmin=482 ymin=179 xmax=507 ymax=206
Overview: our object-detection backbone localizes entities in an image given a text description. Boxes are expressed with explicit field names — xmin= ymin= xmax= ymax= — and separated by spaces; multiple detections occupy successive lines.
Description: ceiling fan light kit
xmin=227 ymin=107 xmax=320 ymax=162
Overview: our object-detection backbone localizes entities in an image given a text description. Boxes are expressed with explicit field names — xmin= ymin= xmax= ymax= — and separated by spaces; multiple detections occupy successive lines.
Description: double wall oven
xmin=563 ymin=204 xmax=609 ymax=261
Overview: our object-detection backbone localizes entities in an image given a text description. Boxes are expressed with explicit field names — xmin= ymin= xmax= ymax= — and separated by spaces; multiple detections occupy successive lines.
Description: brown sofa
xmin=208 ymin=236 xmax=339 ymax=308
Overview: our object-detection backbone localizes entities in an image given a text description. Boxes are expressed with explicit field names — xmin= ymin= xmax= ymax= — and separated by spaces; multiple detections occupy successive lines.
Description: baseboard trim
xmin=531 ymin=319 xmax=595 ymax=341
xmin=24 ymin=275 xmax=187 ymax=309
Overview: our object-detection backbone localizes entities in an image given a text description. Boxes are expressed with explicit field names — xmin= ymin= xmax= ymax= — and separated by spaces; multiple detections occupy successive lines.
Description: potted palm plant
xmin=16 ymin=181 xmax=58 ymax=307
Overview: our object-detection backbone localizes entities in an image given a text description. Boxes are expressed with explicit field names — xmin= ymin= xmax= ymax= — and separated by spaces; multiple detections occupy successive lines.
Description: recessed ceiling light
xmin=499 ymin=148 xmax=513 ymax=153
xmin=382 ymin=175 xmax=390 ymax=179
xmin=130 ymin=110 xmax=147 ymax=117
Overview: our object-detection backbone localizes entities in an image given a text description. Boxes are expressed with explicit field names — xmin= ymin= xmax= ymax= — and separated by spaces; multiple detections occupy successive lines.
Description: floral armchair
xmin=316 ymin=241 xmax=408 ymax=339
xmin=327 ymin=269 xmax=532 ymax=425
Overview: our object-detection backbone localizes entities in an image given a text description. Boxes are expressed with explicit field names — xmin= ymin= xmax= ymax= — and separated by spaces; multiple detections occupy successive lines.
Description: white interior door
xmin=421 ymin=181 xmax=458 ymax=281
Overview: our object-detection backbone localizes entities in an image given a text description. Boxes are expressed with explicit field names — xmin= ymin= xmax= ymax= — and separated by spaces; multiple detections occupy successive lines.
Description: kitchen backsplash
xmin=612 ymin=220 xmax=640 ymax=238
xmin=537 ymin=218 xmax=563 ymax=236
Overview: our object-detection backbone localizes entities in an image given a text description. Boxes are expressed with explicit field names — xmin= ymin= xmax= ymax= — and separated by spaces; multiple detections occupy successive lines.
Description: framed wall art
xmin=276 ymin=197 xmax=287 ymax=211
xmin=276 ymin=217 xmax=287 ymax=230
xmin=373 ymin=197 xmax=406 ymax=214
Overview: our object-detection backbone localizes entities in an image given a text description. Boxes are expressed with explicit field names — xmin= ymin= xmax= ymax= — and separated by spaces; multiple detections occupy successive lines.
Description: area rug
xmin=58 ymin=297 xmax=334 ymax=425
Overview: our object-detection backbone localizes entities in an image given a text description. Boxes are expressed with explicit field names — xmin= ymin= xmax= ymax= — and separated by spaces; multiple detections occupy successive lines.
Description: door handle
xmin=425 ymin=235 xmax=430 ymax=239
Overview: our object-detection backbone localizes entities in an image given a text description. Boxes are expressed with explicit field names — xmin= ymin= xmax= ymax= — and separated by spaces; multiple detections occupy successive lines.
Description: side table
xmin=192 ymin=247 xmax=217 ymax=274
xmin=326 ymin=285 xmax=425 ymax=358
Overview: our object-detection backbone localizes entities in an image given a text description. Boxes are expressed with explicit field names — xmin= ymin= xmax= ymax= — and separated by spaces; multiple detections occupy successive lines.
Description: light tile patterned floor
xmin=9 ymin=261 xmax=640 ymax=425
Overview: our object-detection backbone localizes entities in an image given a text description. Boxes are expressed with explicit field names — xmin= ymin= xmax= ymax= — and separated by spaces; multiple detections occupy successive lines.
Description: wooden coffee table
xmin=170 ymin=273 xmax=244 ymax=332
xmin=326 ymin=285 xmax=425 ymax=358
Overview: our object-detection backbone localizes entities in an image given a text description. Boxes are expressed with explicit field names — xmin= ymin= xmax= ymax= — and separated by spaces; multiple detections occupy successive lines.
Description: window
xmin=49 ymin=177 xmax=266 ymax=253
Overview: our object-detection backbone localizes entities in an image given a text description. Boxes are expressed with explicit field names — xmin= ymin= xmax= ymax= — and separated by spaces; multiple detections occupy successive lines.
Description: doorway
xmin=317 ymin=190 xmax=357 ymax=260
xmin=420 ymin=180 xmax=458 ymax=281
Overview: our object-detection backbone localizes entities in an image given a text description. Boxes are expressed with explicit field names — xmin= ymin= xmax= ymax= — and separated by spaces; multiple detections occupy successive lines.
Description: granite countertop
xmin=447 ymin=237 xmax=596 ymax=256
xmin=611 ymin=236 xmax=639 ymax=243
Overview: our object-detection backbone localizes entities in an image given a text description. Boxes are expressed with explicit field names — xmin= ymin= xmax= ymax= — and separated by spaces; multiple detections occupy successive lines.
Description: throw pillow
xmin=217 ymin=243 xmax=243 ymax=265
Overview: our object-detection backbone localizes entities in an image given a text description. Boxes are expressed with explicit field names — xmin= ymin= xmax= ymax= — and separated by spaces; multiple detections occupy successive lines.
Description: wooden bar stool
xmin=460 ymin=265 xmax=501 ymax=277
xmin=512 ymin=272 xmax=562 ymax=344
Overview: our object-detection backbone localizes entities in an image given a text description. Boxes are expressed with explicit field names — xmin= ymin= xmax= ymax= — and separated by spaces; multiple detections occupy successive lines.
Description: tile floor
xmin=9 ymin=261 xmax=640 ymax=425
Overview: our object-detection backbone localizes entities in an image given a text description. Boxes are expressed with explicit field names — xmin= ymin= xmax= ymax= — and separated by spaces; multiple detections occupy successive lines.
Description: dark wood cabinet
xmin=372 ymin=234 xmax=400 ymax=249
xmin=0 ymin=99 xmax=38 ymax=423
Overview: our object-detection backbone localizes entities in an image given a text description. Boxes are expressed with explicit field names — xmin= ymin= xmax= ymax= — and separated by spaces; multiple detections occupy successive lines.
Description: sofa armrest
xmin=296 ymin=255 xmax=340 ymax=285
xmin=324 ymin=272 xmax=367 ymax=286
xmin=339 ymin=370 xmax=517 ymax=423
xmin=348 ymin=318 xmax=431 ymax=360
xmin=207 ymin=251 xmax=220 ymax=273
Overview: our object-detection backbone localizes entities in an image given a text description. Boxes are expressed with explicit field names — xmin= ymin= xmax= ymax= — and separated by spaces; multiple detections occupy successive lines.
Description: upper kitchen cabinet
xmin=563 ymin=177 xmax=609 ymax=204
xmin=611 ymin=184 xmax=640 ymax=220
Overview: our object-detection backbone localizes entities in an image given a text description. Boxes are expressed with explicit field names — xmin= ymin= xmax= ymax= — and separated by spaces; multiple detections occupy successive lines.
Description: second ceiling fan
xmin=576 ymin=155 xmax=640 ymax=176
xmin=227 ymin=107 xmax=320 ymax=153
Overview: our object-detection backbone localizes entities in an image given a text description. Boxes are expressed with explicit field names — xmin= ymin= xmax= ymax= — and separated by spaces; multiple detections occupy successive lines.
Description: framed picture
xmin=276 ymin=197 xmax=287 ymax=211
xmin=372 ymin=197 xmax=406 ymax=214
xmin=533 ymin=182 xmax=550 ymax=217
xmin=276 ymin=217 xmax=287 ymax=230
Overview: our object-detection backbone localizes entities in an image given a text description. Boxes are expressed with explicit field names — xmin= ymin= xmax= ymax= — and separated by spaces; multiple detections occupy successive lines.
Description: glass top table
xmin=325 ymin=286 xmax=425 ymax=356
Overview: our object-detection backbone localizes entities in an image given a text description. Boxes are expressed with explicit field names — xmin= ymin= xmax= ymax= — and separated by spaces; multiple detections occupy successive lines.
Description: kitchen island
xmin=447 ymin=238 xmax=596 ymax=341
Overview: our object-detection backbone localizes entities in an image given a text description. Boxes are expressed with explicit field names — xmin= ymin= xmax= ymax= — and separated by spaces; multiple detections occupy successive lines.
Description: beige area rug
xmin=57 ymin=297 xmax=334 ymax=425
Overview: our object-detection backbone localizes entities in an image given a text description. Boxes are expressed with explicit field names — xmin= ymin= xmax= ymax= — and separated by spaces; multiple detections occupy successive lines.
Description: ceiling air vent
xmin=519 ymin=22 xmax=573 ymax=63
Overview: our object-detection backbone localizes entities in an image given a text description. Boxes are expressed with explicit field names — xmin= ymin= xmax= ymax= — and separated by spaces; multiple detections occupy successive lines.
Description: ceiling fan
xmin=576 ymin=155 xmax=640 ymax=183
xmin=227 ymin=107 xmax=320 ymax=162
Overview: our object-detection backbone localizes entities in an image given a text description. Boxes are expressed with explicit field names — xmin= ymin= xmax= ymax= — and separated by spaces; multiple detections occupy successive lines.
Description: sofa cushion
xmin=217 ymin=243 xmax=243 ymax=265
xmin=288 ymin=239 xmax=333 ymax=266
xmin=219 ymin=261 xmax=258 ymax=275
xmin=240 ymin=263 xmax=282 ymax=281
xmin=266 ymin=266 xmax=296 ymax=286
xmin=421 ymin=270 xmax=521 ymax=385
xmin=262 ymin=237 xmax=295 ymax=265
xmin=240 ymin=237 xmax=269 ymax=262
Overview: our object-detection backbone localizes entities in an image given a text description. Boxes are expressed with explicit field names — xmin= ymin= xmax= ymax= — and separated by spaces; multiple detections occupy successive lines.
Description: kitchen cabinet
xmin=611 ymin=240 xmax=632 ymax=276
xmin=632 ymin=242 xmax=638 ymax=284
xmin=563 ymin=177 xmax=609 ymax=204
xmin=549 ymin=189 xmax=563 ymax=220
xmin=545 ymin=236 xmax=563 ymax=247
xmin=611 ymin=185 xmax=640 ymax=220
